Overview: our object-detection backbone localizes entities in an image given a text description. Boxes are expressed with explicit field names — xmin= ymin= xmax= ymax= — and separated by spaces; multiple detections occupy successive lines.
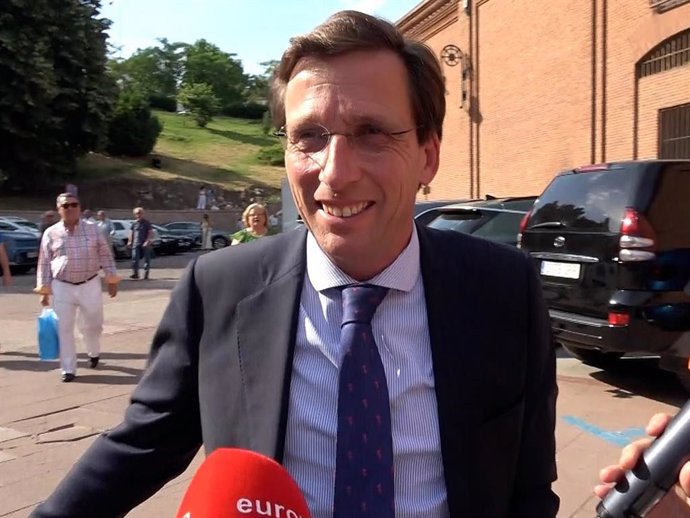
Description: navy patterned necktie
xmin=334 ymin=283 xmax=394 ymax=518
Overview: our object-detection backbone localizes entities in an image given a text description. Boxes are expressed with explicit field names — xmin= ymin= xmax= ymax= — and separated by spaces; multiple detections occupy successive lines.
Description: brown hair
xmin=269 ymin=10 xmax=445 ymax=142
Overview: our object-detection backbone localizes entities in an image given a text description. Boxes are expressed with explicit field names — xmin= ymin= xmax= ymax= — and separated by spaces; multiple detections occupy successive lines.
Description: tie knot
xmin=341 ymin=284 xmax=389 ymax=326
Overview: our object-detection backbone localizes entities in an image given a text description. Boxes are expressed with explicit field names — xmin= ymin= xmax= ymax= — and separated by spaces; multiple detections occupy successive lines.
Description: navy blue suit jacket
xmin=33 ymin=224 xmax=559 ymax=518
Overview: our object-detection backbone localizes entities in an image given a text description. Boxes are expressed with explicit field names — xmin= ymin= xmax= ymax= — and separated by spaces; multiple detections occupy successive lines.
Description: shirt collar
xmin=59 ymin=219 xmax=82 ymax=233
xmin=306 ymin=224 xmax=420 ymax=293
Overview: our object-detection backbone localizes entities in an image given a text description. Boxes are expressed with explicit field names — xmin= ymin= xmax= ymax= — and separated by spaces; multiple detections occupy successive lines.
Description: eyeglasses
xmin=60 ymin=202 xmax=79 ymax=209
xmin=274 ymin=123 xmax=420 ymax=157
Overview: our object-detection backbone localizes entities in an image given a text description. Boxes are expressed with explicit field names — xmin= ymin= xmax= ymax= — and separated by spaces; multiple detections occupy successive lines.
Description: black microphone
xmin=595 ymin=399 xmax=690 ymax=518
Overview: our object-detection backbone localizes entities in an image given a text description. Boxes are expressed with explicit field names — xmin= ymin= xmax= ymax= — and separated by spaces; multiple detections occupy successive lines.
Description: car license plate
xmin=540 ymin=260 xmax=580 ymax=279
xmin=27 ymin=251 xmax=38 ymax=259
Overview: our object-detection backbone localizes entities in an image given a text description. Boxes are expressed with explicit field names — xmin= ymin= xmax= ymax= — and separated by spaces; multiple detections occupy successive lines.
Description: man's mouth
xmin=321 ymin=202 xmax=371 ymax=218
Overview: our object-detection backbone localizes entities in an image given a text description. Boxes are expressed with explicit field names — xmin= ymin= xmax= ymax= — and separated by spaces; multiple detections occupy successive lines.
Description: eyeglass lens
xmin=279 ymin=124 xmax=416 ymax=156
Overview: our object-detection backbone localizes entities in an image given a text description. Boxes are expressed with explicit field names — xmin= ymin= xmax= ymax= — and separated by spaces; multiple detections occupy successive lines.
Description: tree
xmin=182 ymin=40 xmax=247 ymax=108
xmin=177 ymin=83 xmax=220 ymax=127
xmin=245 ymin=61 xmax=278 ymax=103
xmin=109 ymin=38 xmax=185 ymax=98
xmin=0 ymin=0 xmax=115 ymax=191
xmin=106 ymin=87 xmax=162 ymax=156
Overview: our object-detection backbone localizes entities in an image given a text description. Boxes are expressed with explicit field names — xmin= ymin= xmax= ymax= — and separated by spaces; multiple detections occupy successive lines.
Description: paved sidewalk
xmin=0 ymin=266 xmax=203 ymax=517
xmin=0 ymin=261 xmax=684 ymax=517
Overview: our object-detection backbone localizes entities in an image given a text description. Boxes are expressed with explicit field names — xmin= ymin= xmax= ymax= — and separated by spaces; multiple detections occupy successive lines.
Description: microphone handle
xmin=595 ymin=398 xmax=690 ymax=518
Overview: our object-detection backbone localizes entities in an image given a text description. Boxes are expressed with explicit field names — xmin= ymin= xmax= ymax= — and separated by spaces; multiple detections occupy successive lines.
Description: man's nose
xmin=317 ymin=134 xmax=361 ymax=191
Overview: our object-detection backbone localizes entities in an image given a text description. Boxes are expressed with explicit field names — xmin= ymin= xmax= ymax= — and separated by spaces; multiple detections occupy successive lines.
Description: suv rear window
xmin=528 ymin=167 xmax=643 ymax=233
xmin=428 ymin=211 xmax=482 ymax=233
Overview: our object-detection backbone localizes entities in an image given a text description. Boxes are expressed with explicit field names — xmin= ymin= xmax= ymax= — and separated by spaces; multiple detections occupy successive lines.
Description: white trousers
xmin=51 ymin=276 xmax=103 ymax=374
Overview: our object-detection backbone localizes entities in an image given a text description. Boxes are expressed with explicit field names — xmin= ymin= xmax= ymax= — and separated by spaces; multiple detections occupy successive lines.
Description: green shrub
xmin=177 ymin=83 xmax=220 ymax=128
xmin=221 ymin=102 xmax=267 ymax=120
xmin=256 ymin=144 xmax=285 ymax=166
xmin=149 ymin=94 xmax=177 ymax=112
xmin=107 ymin=89 xmax=163 ymax=156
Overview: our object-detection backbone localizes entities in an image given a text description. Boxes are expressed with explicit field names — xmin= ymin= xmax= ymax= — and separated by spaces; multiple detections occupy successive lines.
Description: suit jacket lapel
xmin=236 ymin=228 xmax=307 ymax=460
xmin=234 ymin=225 xmax=482 ymax=514
xmin=418 ymin=224 xmax=480 ymax=517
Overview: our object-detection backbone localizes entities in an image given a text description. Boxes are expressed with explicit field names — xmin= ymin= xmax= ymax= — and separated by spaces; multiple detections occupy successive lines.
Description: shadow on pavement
xmin=0 ymin=357 xmax=56 ymax=371
xmin=588 ymin=358 xmax=686 ymax=408
xmin=556 ymin=344 xmax=685 ymax=406
xmin=68 ymin=371 xmax=143 ymax=385
xmin=115 ymin=278 xmax=179 ymax=291
xmin=0 ymin=351 xmax=146 ymax=383
xmin=2 ymin=351 xmax=150 ymax=361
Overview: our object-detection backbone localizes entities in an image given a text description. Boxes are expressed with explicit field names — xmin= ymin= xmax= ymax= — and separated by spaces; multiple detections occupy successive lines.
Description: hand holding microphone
xmin=176 ymin=448 xmax=312 ymax=518
xmin=595 ymin=400 xmax=690 ymax=518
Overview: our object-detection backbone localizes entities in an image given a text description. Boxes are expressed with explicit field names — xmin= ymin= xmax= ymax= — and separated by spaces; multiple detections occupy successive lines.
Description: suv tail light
xmin=608 ymin=312 xmax=630 ymax=326
xmin=618 ymin=208 xmax=656 ymax=262
xmin=516 ymin=211 xmax=532 ymax=249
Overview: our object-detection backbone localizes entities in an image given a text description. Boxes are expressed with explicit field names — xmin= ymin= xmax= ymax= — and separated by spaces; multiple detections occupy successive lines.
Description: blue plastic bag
xmin=37 ymin=308 xmax=60 ymax=360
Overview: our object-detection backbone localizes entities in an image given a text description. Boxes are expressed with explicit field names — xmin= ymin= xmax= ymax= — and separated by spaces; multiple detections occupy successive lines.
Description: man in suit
xmin=32 ymin=10 xmax=690 ymax=518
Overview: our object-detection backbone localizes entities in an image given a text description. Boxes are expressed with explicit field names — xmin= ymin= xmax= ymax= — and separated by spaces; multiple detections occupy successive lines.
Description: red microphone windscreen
xmin=176 ymin=448 xmax=312 ymax=518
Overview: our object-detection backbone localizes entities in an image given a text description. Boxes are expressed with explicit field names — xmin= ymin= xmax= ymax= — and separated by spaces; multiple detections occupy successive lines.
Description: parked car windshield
xmin=528 ymin=167 xmax=643 ymax=233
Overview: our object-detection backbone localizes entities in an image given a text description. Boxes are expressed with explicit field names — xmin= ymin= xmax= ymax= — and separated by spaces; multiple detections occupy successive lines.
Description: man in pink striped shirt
xmin=35 ymin=192 xmax=120 ymax=382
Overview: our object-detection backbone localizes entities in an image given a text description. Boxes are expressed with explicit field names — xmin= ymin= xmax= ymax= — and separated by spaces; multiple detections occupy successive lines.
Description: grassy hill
xmin=0 ymin=111 xmax=286 ymax=210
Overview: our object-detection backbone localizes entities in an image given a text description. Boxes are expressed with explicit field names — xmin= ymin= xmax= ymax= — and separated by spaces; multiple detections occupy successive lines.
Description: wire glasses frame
xmin=273 ymin=123 xmax=421 ymax=157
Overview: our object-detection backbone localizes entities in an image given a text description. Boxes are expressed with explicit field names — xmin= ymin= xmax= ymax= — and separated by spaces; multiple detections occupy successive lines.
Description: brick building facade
xmin=397 ymin=0 xmax=690 ymax=201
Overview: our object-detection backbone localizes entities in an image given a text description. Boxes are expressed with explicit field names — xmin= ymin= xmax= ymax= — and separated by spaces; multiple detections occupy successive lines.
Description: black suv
xmin=519 ymin=160 xmax=690 ymax=387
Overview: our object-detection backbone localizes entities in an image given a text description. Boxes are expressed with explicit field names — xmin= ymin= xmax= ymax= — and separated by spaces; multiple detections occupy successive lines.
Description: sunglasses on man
xmin=60 ymin=202 xmax=80 ymax=209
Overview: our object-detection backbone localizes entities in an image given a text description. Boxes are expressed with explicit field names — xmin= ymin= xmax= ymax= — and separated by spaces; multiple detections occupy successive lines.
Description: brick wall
xmin=399 ymin=0 xmax=690 ymax=200
xmin=476 ymin=0 xmax=593 ymax=198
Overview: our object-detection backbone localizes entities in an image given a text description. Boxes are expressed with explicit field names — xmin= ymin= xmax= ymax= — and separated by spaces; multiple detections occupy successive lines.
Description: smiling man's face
xmin=283 ymin=50 xmax=439 ymax=280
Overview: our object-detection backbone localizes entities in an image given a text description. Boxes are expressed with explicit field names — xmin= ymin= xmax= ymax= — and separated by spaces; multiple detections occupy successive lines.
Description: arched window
xmin=638 ymin=28 xmax=690 ymax=78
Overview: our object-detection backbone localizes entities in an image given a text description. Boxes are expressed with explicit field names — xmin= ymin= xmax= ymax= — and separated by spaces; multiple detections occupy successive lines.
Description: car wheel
xmin=10 ymin=265 xmax=32 ymax=275
xmin=561 ymin=343 xmax=623 ymax=366
xmin=212 ymin=236 xmax=228 ymax=249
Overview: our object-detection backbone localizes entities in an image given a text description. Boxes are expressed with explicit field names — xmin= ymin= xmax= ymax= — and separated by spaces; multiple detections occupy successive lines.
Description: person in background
xmin=268 ymin=212 xmax=279 ymax=229
xmin=230 ymin=202 xmax=269 ymax=245
xmin=82 ymin=209 xmax=95 ymax=222
xmin=200 ymin=213 xmax=212 ymax=250
xmin=34 ymin=192 xmax=119 ymax=382
xmin=39 ymin=210 xmax=57 ymax=238
xmin=128 ymin=207 xmax=153 ymax=280
xmin=96 ymin=210 xmax=114 ymax=248
xmin=0 ymin=232 xmax=12 ymax=287
xmin=196 ymin=186 xmax=207 ymax=210
xmin=30 ymin=10 xmax=690 ymax=518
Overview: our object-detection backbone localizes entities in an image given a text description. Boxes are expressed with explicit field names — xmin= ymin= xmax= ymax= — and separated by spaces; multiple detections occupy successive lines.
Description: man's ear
xmin=419 ymin=133 xmax=440 ymax=187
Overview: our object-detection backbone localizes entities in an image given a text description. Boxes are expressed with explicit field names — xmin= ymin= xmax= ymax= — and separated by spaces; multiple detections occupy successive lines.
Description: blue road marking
xmin=562 ymin=416 xmax=646 ymax=447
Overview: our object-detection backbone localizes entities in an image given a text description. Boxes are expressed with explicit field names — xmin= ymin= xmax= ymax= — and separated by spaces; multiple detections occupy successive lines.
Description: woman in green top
xmin=231 ymin=203 xmax=269 ymax=245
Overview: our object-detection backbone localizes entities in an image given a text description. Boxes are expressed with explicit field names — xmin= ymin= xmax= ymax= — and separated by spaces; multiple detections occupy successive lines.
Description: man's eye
xmin=292 ymin=128 xmax=322 ymax=142
xmin=356 ymin=124 xmax=385 ymax=137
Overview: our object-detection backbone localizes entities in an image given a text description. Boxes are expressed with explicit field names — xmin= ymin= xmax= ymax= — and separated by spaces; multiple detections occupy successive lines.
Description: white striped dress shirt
xmin=283 ymin=226 xmax=450 ymax=518
xmin=36 ymin=220 xmax=118 ymax=293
